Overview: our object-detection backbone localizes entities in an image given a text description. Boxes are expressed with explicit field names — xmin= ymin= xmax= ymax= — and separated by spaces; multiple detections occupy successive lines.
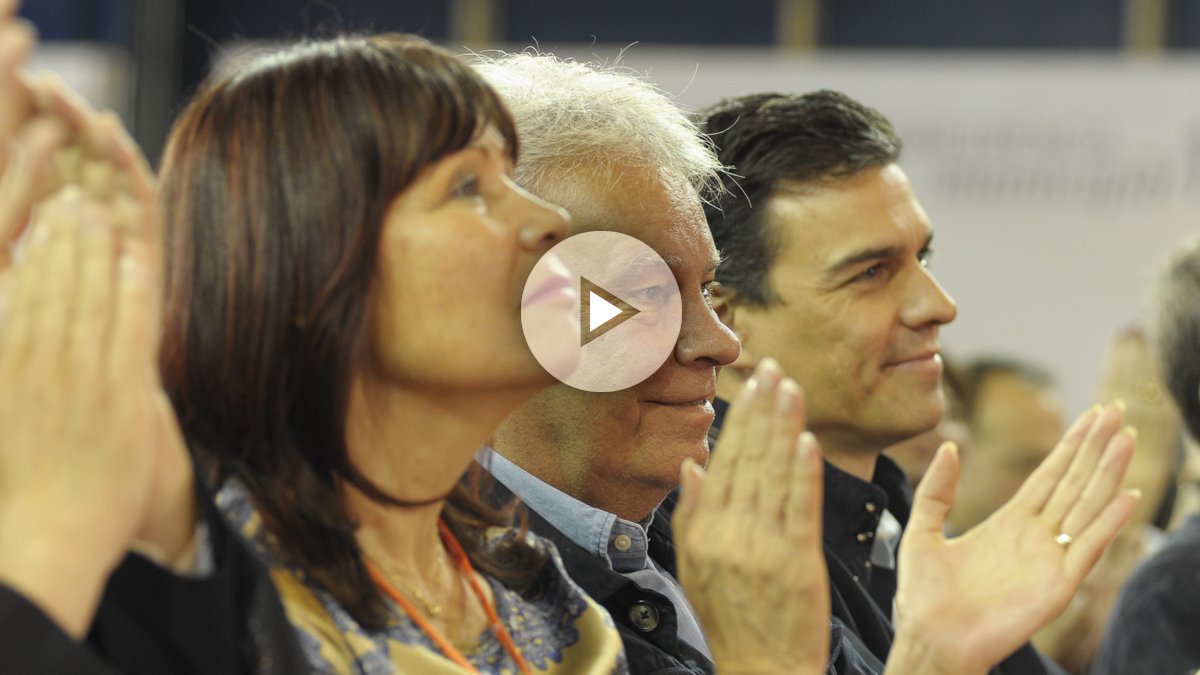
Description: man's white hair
xmin=471 ymin=51 xmax=721 ymax=200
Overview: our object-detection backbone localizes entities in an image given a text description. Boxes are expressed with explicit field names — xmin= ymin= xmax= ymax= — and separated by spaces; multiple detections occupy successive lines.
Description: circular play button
xmin=521 ymin=231 xmax=682 ymax=393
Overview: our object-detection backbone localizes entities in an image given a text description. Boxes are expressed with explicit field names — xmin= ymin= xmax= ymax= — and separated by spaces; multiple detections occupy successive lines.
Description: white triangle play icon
xmin=579 ymin=277 xmax=640 ymax=346
xmin=589 ymin=291 xmax=622 ymax=331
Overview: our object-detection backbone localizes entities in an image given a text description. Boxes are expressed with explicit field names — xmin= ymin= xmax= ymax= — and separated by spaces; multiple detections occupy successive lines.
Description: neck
xmin=344 ymin=374 xmax=536 ymax=570
xmin=816 ymin=434 xmax=881 ymax=483
xmin=492 ymin=411 xmax=666 ymax=524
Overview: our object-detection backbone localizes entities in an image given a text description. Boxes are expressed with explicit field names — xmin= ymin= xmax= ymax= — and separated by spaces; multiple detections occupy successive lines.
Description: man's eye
xmin=918 ymin=247 xmax=934 ymax=268
xmin=452 ymin=174 xmax=479 ymax=198
xmin=635 ymin=285 xmax=665 ymax=302
xmin=860 ymin=264 xmax=882 ymax=280
xmin=701 ymin=282 xmax=718 ymax=307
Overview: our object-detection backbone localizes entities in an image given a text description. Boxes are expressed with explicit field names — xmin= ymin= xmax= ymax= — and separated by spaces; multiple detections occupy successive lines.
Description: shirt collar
xmin=478 ymin=447 xmax=652 ymax=573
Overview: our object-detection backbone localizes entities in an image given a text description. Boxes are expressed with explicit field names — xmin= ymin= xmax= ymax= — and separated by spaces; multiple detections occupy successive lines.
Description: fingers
xmin=907 ymin=441 xmax=961 ymax=537
xmin=700 ymin=371 xmax=753 ymax=509
xmin=0 ymin=189 xmax=78 ymax=378
xmin=783 ymin=432 xmax=823 ymax=542
xmin=0 ymin=115 xmax=69 ymax=257
xmin=0 ymin=14 xmax=35 ymax=151
xmin=1010 ymin=405 xmax=1102 ymax=511
xmin=1063 ymin=490 xmax=1140 ymax=582
xmin=672 ymin=458 xmax=706 ymax=536
xmin=99 ymin=111 xmax=155 ymax=205
xmin=1040 ymin=402 xmax=1126 ymax=526
xmin=31 ymin=76 xmax=114 ymax=160
xmin=30 ymin=192 xmax=81 ymax=368
xmin=725 ymin=360 xmax=784 ymax=510
xmin=1057 ymin=425 xmax=1137 ymax=537
xmin=69 ymin=205 xmax=117 ymax=376
xmin=756 ymin=380 xmax=806 ymax=519
xmin=106 ymin=247 xmax=155 ymax=385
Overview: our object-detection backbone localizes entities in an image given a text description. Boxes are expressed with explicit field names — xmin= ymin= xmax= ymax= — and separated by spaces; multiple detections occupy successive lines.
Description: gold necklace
xmin=364 ymin=542 xmax=453 ymax=619
xmin=369 ymin=560 xmax=447 ymax=617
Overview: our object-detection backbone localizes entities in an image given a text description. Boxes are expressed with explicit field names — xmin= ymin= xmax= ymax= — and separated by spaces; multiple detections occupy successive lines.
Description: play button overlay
xmin=581 ymin=277 xmax=640 ymax=346
xmin=522 ymin=231 xmax=682 ymax=393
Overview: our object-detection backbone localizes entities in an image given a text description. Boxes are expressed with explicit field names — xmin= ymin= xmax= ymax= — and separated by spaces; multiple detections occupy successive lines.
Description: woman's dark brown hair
xmin=158 ymin=34 xmax=543 ymax=627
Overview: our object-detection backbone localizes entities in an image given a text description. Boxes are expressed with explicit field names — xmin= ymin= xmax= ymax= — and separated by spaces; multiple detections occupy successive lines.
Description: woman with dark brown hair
xmin=156 ymin=34 xmax=619 ymax=673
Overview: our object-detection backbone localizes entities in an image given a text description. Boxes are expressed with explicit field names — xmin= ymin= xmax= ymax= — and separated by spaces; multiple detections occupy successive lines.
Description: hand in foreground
xmin=673 ymin=358 xmax=830 ymax=675
xmin=0 ymin=188 xmax=162 ymax=638
xmin=890 ymin=402 xmax=1139 ymax=675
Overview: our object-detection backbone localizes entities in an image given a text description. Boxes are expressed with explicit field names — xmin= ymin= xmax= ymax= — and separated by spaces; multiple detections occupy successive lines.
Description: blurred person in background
xmin=1034 ymin=329 xmax=1186 ymax=674
xmin=1091 ymin=244 xmax=1200 ymax=675
xmin=946 ymin=357 xmax=1066 ymax=534
xmin=882 ymin=354 xmax=969 ymax=488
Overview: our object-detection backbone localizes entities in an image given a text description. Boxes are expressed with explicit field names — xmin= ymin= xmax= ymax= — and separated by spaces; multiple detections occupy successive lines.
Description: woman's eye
xmin=918 ymin=247 xmax=934 ymax=268
xmin=452 ymin=174 xmax=480 ymax=198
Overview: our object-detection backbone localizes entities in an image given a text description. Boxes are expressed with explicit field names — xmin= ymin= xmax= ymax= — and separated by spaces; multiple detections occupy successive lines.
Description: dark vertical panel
xmin=1167 ymin=0 xmax=1200 ymax=47
xmin=20 ymin=0 xmax=134 ymax=45
xmin=503 ymin=0 xmax=776 ymax=45
xmin=179 ymin=0 xmax=450 ymax=109
xmin=821 ymin=0 xmax=1124 ymax=49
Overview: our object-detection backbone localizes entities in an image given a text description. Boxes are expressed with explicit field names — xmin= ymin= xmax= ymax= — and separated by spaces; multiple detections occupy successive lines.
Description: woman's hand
xmin=0 ymin=187 xmax=162 ymax=637
xmin=674 ymin=358 xmax=830 ymax=675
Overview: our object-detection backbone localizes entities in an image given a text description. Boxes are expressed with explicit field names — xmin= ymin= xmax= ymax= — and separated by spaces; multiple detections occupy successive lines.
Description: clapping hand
xmin=673 ymin=358 xmax=830 ymax=675
xmin=890 ymin=402 xmax=1139 ymax=674
xmin=0 ymin=1 xmax=192 ymax=639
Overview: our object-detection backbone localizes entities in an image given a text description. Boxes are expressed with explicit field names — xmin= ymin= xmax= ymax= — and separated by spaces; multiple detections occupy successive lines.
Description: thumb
xmin=909 ymin=442 xmax=961 ymax=536
xmin=672 ymin=457 xmax=706 ymax=535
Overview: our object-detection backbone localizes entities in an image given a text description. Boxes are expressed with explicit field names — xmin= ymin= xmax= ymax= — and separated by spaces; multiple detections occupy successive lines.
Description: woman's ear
xmin=711 ymin=285 xmax=757 ymax=376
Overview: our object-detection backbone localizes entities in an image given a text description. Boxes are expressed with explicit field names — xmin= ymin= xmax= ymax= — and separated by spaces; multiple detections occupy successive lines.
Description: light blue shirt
xmin=479 ymin=446 xmax=712 ymax=660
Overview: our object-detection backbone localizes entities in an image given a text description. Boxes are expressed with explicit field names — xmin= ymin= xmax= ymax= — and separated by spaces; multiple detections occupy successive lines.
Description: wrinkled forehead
xmin=533 ymin=163 xmax=719 ymax=269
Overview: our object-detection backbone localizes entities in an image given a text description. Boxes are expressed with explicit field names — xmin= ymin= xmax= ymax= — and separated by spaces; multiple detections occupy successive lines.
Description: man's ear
xmin=710 ymin=285 xmax=757 ymax=375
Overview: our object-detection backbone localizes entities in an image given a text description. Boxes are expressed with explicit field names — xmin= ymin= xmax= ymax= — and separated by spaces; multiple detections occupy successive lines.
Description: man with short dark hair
xmin=1091 ymin=239 xmax=1200 ymax=675
xmin=699 ymin=90 xmax=1098 ymax=674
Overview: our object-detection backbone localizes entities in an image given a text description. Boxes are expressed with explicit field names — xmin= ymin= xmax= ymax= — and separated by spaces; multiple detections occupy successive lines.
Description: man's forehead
xmin=538 ymin=164 xmax=716 ymax=268
xmin=765 ymin=173 xmax=933 ymax=271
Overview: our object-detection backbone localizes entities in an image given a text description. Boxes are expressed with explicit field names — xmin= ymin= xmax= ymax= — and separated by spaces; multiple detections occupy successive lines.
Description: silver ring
xmin=1055 ymin=532 xmax=1074 ymax=546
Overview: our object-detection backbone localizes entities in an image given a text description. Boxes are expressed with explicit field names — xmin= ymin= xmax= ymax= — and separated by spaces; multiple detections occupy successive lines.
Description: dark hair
xmin=699 ymin=90 xmax=901 ymax=306
xmin=1155 ymin=239 xmax=1200 ymax=441
xmin=959 ymin=356 xmax=1056 ymax=426
xmin=158 ymin=34 xmax=542 ymax=628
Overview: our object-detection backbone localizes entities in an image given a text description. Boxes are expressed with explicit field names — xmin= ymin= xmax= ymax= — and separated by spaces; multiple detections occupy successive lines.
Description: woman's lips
xmin=523 ymin=273 xmax=577 ymax=308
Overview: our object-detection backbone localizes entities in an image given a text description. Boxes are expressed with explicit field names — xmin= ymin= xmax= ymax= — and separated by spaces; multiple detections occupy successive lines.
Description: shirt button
xmin=865 ymin=502 xmax=877 ymax=514
xmin=613 ymin=534 xmax=633 ymax=552
xmin=628 ymin=601 xmax=660 ymax=632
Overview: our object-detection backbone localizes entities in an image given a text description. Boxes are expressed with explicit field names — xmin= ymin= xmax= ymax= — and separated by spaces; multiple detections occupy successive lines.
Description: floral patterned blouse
xmin=217 ymin=481 xmax=628 ymax=674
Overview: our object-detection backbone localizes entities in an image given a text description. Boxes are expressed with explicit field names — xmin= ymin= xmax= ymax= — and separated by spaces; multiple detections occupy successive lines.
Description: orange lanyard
xmin=366 ymin=520 xmax=532 ymax=675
